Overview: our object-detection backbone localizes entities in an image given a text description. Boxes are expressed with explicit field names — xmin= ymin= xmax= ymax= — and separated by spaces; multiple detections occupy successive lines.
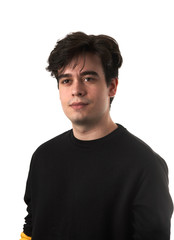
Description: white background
xmin=0 ymin=0 xmax=173 ymax=239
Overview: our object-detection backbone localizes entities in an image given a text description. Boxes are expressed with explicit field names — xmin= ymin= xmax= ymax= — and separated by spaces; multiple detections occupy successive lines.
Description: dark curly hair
xmin=46 ymin=32 xmax=123 ymax=104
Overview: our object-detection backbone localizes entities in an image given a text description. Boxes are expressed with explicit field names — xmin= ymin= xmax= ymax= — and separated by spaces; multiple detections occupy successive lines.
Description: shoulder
xmin=31 ymin=129 xmax=72 ymax=160
xmin=118 ymin=124 xmax=168 ymax=174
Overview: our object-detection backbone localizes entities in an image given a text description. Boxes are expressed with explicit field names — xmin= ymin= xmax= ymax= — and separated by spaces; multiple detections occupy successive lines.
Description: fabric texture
xmin=22 ymin=124 xmax=173 ymax=240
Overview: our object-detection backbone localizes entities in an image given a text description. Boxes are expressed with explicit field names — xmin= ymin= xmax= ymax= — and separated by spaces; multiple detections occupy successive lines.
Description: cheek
xmin=59 ymin=95 xmax=68 ymax=112
xmin=90 ymin=90 xmax=109 ymax=113
xmin=59 ymin=92 xmax=63 ymax=102
xmin=93 ymin=87 xmax=109 ymax=103
xmin=59 ymin=89 xmax=68 ymax=103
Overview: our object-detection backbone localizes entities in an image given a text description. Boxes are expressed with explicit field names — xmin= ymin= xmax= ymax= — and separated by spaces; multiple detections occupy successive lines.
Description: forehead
xmin=58 ymin=53 xmax=104 ymax=75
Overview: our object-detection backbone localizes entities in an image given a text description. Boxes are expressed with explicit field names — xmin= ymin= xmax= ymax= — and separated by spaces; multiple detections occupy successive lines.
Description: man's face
xmin=58 ymin=53 xmax=117 ymax=128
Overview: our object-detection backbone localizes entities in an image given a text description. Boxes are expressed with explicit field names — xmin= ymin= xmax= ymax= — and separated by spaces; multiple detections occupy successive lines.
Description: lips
xmin=70 ymin=102 xmax=88 ymax=110
xmin=71 ymin=102 xmax=88 ymax=106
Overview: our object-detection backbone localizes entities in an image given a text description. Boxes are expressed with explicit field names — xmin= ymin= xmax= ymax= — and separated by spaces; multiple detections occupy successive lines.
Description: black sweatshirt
xmin=23 ymin=124 xmax=173 ymax=240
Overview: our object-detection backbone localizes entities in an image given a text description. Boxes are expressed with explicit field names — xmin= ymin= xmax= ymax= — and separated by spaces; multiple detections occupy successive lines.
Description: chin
xmin=70 ymin=117 xmax=90 ymax=126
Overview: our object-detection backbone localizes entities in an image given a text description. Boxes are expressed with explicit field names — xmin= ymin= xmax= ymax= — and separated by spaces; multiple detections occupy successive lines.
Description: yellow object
xmin=20 ymin=232 xmax=31 ymax=240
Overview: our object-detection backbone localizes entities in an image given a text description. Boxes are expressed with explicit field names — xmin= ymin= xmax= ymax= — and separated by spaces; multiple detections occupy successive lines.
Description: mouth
xmin=70 ymin=102 xmax=89 ymax=110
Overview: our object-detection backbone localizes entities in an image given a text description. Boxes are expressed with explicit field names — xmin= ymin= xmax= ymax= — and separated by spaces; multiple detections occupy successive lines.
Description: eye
xmin=84 ymin=77 xmax=93 ymax=82
xmin=61 ymin=79 xmax=70 ymax=84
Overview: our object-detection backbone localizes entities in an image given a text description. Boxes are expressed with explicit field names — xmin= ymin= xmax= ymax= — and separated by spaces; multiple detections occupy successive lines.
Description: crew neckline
xmin=69 ymin=123 xmax=126 ymax=148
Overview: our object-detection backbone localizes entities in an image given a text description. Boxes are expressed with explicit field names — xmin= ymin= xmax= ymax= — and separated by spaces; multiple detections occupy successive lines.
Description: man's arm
xmin=20 ymin=155 xmax=34 ymax=239
xmin=132 ymin=154 xmax=173 ymax=239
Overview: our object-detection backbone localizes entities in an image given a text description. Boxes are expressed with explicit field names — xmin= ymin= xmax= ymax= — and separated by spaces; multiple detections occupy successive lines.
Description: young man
xmin=20 ymin=32 xmax=173 ymax=240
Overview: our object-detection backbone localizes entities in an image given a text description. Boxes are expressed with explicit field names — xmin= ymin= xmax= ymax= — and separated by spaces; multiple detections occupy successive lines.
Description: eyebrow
xmin=80 ymin=71 xmax=99 ymax=77
xmin=57 ymin=71 xmax=99 ymax=81
xmin=57 ymin=74 xmax=72 ymax=81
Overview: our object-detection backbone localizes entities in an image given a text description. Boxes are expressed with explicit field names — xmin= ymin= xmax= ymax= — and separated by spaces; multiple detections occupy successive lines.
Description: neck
xmin=72 ymin=116 xmax=118 ymax=141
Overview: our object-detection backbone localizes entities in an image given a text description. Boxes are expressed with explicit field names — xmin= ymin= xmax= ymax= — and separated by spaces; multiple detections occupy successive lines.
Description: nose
xmin=71 ymin=80 xmax=86 ymax=97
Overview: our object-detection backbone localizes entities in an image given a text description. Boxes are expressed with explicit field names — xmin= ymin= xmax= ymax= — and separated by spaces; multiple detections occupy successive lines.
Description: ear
xmin=108 ymin=78 xmax=118 ymax=97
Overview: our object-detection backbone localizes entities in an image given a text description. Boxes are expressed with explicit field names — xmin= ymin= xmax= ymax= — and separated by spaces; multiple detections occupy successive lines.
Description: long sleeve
xmin=22 ymin=156 xmax=34 ymax=237
xmin=131 ymin=154 xmax=173 ymax=239
xmin=19 ymin=125 xmax=173 ymax=239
